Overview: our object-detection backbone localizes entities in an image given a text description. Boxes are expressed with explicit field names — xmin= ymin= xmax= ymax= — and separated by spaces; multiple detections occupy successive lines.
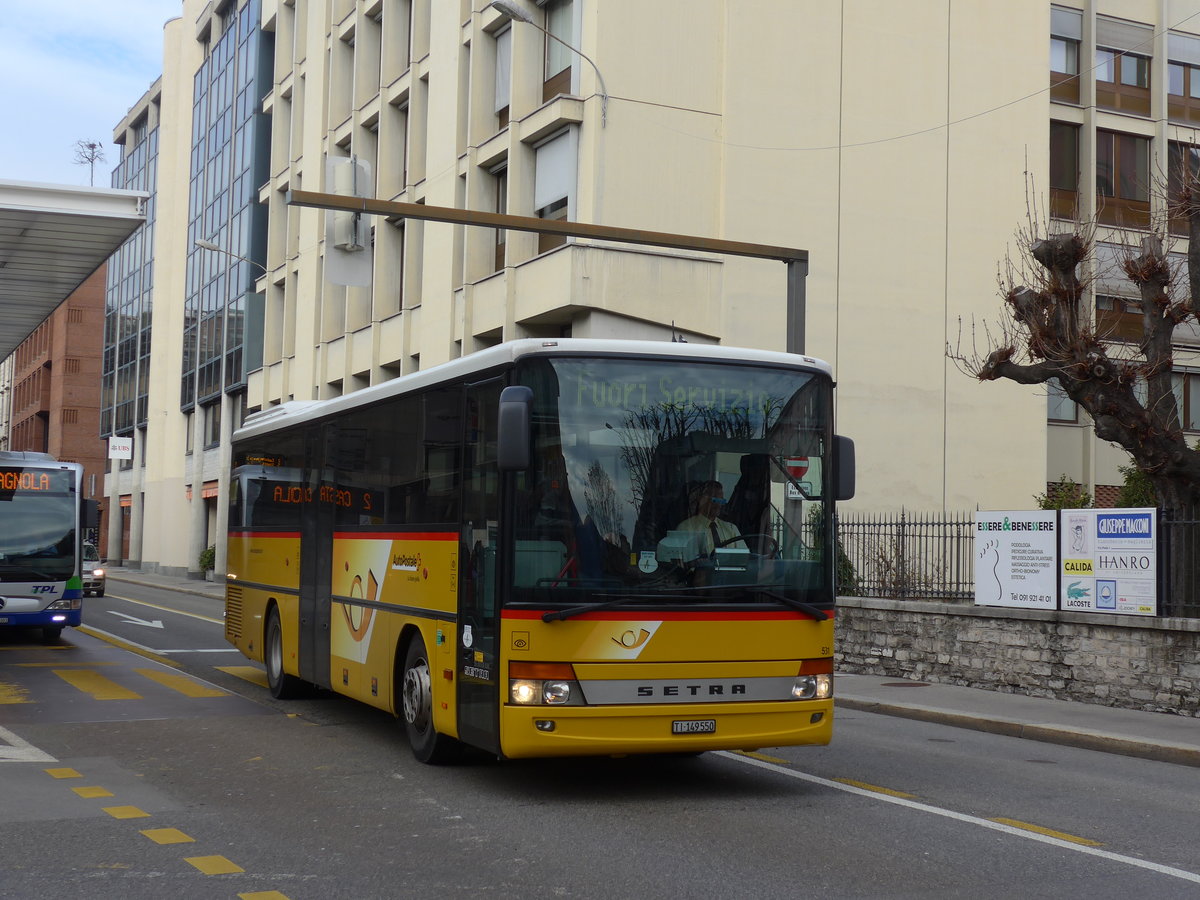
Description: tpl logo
xmin=32 ymin=585 xmax=56 ymax=594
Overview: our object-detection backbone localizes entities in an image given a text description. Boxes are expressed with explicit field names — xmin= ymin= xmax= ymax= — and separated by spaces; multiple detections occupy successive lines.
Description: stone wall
xmin=835 ymin=597 xmax=1200 ymax=717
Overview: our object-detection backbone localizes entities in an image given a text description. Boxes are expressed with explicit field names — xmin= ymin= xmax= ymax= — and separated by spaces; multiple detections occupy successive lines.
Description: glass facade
xmin=103 ymin=120 xmax=158 ymax=438
xmin=182 ymin=0 xmax=272 ymax=413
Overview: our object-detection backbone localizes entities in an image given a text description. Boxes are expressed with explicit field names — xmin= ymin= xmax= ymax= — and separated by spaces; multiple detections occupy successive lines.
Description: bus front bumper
xmin=498 ymin=698 xmax=833 ymax=759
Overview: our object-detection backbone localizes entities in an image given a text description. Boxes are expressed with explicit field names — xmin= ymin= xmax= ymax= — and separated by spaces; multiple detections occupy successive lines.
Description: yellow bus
xmin=225 ymin=339 xmax=854 ymax=762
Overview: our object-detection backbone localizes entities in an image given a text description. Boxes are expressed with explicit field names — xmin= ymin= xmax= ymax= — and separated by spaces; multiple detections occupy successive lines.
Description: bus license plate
xmin=672 ymin=719 xmax=716 ymax=734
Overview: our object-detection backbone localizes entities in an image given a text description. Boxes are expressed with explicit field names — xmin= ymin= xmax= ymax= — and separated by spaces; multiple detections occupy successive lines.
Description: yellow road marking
xmin=54 ymin=669 xmax=141 ymax=700
xmin=0 ymin=681 xmax=31 ymax=704
xmin=834 ymin=778 xmax=918 ymax=799
xmin=134 ymin=668 xmax=228 ymax=698
xmin=18 ymin=661 xmax=119 ymax=666
xmin=990 ymin=817 xmax=1103 ymax=846
xmin=217 ymin=666 xmax=269 ymax=688
xmin=240 ymin=893 xmax=292 ymax=900
xmin=45 ymin=767 xmax=81 ymax=779
xmin=141 ymin=828 xmax=195 ymax=845
xmin=103 ymin=805 xmax=151 ymax=819
xmin=72 ymin=786 xmax=114 ymax=799
xmin=76 ymin=626 xmax=181 ymax=668
xmin=185 ymin=855 xmax=245 ymax=875
xmin=735 ymin=750 xmax=791 ymax=764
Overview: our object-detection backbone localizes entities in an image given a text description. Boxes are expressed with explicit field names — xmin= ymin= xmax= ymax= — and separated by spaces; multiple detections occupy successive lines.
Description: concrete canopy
xmin=0 ymin=180 xmax=148 ymax=360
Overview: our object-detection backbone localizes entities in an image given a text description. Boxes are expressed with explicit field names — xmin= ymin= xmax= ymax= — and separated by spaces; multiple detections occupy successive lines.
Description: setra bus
xmin=225 ymin=339 xmax=854 ymax=762
xmin=0 ymin=451 xmax=91 ymax=643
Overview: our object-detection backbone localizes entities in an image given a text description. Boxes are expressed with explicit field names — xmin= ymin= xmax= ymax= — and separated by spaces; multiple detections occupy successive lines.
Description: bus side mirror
xmin=81 ymin=499 xmax=100 ymax=530
xmin=497 ymin=386 xmax=533 ymax=471
xmin=834 ymin=435 xmax=855 ymax=501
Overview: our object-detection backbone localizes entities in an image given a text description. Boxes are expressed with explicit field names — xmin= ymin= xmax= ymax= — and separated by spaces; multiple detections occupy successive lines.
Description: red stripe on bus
xmin=501 ymin=609 xmax=835 ymax=622
xmin=332 ymin=531 xmax=458 ymax=541
xmin=228 ymin=530 xmax=301 ymax=538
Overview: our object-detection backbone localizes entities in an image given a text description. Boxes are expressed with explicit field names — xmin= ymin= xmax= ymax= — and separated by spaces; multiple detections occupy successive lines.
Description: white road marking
xmin=718 ymin=751 xmax=1200 ymax=886
xmin=108 ymin=611 xmax=164 ymax=629
xmin=0 ymin=725 xmax=56 ymax=763
xmin=104 ymin=594 xmax=224 ymax=626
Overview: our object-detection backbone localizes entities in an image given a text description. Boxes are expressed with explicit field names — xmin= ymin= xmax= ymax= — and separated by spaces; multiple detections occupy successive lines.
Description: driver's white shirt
xmin=676 ymin=515 xmax=746 ymax=555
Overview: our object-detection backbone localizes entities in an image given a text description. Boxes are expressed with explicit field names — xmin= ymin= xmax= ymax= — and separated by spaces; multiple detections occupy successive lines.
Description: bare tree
xmin=949 ymin=166 xmax=1200 ymax=516
xmin=73 ymin=140 xmax=106 ymax=186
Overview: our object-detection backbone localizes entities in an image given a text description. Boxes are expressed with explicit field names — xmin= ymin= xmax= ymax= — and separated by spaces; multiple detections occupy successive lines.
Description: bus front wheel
xmin=265 ymin=607 xmax=306 ymax=699
xmin=400 ymin=637 xmax=460 ymax=764
xmin=41 ymin=626 xmax=63 ymax=643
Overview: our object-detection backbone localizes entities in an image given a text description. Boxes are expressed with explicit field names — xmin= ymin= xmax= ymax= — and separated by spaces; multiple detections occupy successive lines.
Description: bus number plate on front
xmin=672 ymin=719 xmax=716 ymax=734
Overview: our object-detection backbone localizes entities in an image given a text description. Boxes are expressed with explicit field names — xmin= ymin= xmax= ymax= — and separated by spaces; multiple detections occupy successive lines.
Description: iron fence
xmin=1158 ymin=509 xmax=1200 ymax=618
xmin=835 ymin=510 xmax=975 ymax=601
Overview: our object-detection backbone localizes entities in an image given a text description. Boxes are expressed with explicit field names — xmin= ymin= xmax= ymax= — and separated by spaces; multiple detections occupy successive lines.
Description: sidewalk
xmin=105 ymin=567 xmax=1200 ymax=768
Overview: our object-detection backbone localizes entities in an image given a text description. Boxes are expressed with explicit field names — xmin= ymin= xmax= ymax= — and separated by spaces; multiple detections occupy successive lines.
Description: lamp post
xmin=489 ymin=0 xmax=609 ymax=126
xmin=191 ymin=239 xmax=266 ymax=580
xmin=195 ymin=238 xmax=268 ymax=274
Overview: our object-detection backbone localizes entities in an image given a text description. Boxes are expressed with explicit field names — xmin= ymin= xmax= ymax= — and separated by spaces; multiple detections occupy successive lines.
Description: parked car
xmin=82 ymin=543 xmax=106 ymax=597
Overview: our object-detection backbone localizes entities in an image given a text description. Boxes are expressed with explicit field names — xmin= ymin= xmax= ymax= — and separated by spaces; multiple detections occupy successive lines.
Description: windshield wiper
xmin=751 ymin=588 xmax=830 ymax=620
xmin=542 ymin=592 xmax=693 ymax=622
xmin=0 ymin=564 xmax=56 ymax=580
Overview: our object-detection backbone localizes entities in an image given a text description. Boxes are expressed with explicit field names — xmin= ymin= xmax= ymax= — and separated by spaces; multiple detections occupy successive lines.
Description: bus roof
xmin=235 ymin=338 xmax=833 ymax=442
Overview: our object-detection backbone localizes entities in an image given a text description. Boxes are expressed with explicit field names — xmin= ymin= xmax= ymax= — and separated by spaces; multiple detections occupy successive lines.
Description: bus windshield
xmin=0 ymin=467 xmax=78 ymax=582
xmin=511 ymin=356 xmax=833 ymax=611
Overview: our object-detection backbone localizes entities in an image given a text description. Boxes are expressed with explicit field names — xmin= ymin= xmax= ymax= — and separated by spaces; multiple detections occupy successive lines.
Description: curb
xmin=835 ymin=697 xmax=1200 ymax=769
xmin=106 ymin=574 xmax=225 ymax=603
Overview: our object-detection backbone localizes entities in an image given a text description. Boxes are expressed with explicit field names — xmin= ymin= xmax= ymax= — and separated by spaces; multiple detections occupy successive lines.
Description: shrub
xmin=199 ymin=545 xmax=216 ymax=571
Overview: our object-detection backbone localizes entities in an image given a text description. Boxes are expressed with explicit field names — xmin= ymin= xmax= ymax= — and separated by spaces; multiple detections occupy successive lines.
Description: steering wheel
xmin=715 ymin=533 xmax=780 ymax=558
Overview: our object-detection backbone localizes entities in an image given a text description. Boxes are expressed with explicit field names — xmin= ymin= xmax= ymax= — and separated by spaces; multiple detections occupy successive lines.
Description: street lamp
xmin=194 ymin=238 xmax=267 ymax=275
xmin=489 ymin=0 xmax=609 ymax=126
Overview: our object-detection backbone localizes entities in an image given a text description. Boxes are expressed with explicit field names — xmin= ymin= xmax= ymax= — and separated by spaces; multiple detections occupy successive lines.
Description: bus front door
xmin=456 ymin=379 xmax=503 ymax=754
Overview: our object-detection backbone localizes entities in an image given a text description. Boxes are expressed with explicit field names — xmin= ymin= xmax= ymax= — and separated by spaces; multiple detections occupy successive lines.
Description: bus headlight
xmin=48 ymin=598 xmax=81 ymax=610
xmin=508 ymin=663 xmax=583 ymax=706
xmin=792 ymin=673 xmax=833 ymax=700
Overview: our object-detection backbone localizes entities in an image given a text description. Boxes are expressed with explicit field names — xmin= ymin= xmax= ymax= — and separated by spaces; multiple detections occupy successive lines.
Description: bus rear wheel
xmin=265 ymin=607 xmax=306 ymax=699
xmin=400 ymin=637 xmax=460 ymax=764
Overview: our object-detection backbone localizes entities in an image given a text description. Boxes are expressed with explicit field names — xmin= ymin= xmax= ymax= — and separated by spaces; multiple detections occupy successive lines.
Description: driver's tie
xmin=710 ymin=521 xmax=721 ymax=556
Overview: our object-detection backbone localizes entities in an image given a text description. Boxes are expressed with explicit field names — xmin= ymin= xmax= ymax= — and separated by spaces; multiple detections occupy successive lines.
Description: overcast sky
xmin=0 ymin=0 xmax=182 ymax=188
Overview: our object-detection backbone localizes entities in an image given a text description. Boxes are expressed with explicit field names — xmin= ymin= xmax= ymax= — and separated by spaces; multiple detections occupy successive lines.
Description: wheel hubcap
xmin=403 ymin=658 xmax=431 ymax=731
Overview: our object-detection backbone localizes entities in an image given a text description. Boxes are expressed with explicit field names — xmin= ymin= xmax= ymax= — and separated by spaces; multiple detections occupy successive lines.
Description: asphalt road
xmin=1 ymin=584 xmax=1198 ymax=899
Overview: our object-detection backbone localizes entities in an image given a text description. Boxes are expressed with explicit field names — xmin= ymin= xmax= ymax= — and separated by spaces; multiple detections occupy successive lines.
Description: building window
xmin=1050 ymin=121 xmax=1079 ymax=219
xmin=1096 ymin=49 xmax=1152 ymax=116
xmin=1095 ymin=294 xmax=1143 ymax=342
xmin=1050 ymin=6 xmax=1082 ymax=104
xmin=1171 ymin=372 xmax=1200 ymax=431
xmin=1169 ymin=61 xmax=1200 ymax=125
xmin=1048 ymin=381 xmax=1077 ymax=423
xmin=1096 ymin=130 xmax=1150 ymax=228
xmin=534 ymin=128 xmax=575 ymax=253
xmin=542 ymin=0 xmax=573 ymax=102
xmin=494 ymin=25 xmax=511 ymax=129
xmin=493 ymin=164 xmax=508 ymax=271
xmin=1168 ymin=141 xmax=1200 ymax=234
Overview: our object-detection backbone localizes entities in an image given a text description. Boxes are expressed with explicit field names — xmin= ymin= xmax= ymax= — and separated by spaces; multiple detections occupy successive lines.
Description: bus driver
xmin=676 ymin=480 xmax=747 ymax=556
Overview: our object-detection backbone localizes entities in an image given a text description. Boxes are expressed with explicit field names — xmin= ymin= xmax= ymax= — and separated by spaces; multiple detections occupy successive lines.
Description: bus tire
xmin=265 ymin=606 xmax=306 ymax=699
xmin=41 ymin=626 xmax=63 ymax=643
xmin=401 ymin=636 xmax=460 ymax=764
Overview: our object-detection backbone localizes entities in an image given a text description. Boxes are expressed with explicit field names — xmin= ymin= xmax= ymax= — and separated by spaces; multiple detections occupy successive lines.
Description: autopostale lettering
xmin=637 ymin=683 xmax=747 ymax=698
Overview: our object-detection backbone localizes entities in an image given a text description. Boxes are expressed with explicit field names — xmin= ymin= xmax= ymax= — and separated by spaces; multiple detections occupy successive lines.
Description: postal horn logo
xmin=612 ymin=628 xmax=652 ymax=649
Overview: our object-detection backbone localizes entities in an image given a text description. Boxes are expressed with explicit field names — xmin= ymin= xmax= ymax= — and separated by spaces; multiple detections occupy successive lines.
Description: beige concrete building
xmin=108 ymin=0 xmax=1200 ymax=575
